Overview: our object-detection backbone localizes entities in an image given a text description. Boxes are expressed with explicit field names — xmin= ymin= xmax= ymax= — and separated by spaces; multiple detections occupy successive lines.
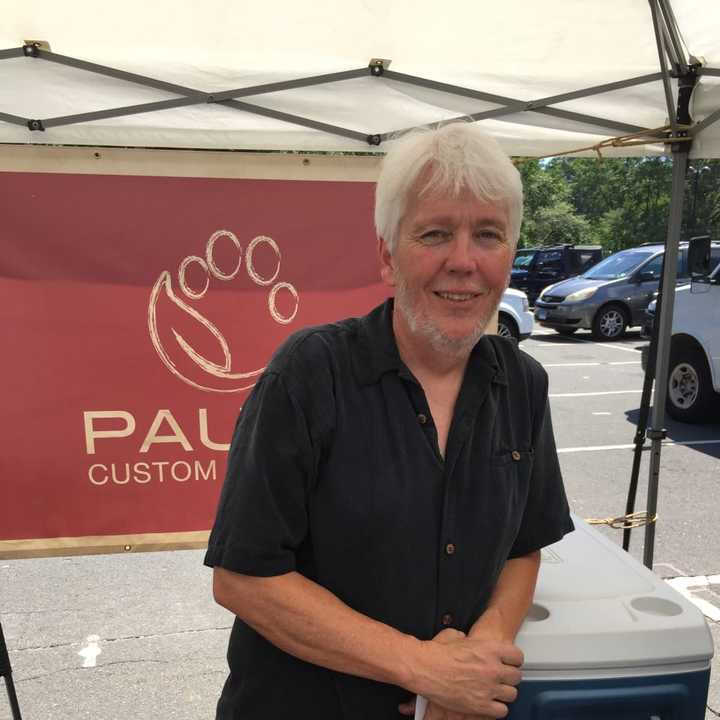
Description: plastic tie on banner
xmin=585 ymin=511 xmax=658 ymax=530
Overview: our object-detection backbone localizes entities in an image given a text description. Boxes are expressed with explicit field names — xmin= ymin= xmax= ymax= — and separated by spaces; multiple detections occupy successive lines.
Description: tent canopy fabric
xmin=1 ymin=0 xmax=720 ymax=157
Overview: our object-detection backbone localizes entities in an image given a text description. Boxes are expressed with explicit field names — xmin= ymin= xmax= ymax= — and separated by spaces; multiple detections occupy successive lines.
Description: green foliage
xmin=515 ymin=155 xmax=720 ymax=253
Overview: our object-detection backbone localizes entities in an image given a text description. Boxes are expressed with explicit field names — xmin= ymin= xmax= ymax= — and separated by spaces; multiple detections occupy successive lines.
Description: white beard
xmin=394 ymin=276 xmax=499 ymax=359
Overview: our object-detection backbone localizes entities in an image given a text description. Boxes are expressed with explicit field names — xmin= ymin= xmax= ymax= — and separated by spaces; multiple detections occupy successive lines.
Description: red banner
xmin=0 ymin=171 xmax=389 ymax=545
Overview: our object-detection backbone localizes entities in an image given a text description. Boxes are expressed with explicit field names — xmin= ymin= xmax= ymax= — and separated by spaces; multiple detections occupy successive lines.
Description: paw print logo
xmin=148 ymin=230 xmax=299 ymax=393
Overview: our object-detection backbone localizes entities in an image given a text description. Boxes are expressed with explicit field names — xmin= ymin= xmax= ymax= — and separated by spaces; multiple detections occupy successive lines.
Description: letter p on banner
xmin=84 ymin=411 xmax=136 ymax=454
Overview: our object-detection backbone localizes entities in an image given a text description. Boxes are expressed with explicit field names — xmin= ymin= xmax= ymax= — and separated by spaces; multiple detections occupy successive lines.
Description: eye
xmin=419 ymin=229 xmax=450 ymax=244
xmin=475 ymin=228 xmax=506 ymax=244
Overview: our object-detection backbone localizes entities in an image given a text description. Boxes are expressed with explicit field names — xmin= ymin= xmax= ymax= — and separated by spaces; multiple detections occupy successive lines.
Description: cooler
xmin=509 ymin=515 xmax=714 ymax=718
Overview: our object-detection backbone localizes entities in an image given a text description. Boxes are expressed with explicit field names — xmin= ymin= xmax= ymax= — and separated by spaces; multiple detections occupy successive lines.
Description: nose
xmin=444 ymin=231 xmax=475 ymax=274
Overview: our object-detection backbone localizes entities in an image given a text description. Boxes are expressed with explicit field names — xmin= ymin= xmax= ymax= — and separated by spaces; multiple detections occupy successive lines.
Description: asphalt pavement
xmin=1 ymin=327 xmax=718 ymax=719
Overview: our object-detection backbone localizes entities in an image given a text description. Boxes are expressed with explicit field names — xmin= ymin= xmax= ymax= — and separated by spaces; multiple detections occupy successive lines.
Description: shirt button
xmin=511 ymin=450 xmax=521 ymax=461
xmin=445 ymin=543 xmax=456 ymax=555
xmin=417 ymin=413 xmax=428 ymax=424
xmin=441 ymin=613 xmax=454 ymax=626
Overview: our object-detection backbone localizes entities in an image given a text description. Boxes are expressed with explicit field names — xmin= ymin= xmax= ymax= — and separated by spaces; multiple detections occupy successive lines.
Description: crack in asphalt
xmin=10 ymin=625 xmax=232 ymax=653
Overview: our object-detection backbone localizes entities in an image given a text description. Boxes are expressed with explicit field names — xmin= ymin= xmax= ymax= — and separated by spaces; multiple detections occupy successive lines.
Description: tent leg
xmin=642 ymin=145 xmax=689 ymax=569
xmin=0 ymin=621 xmax=22 ymax=720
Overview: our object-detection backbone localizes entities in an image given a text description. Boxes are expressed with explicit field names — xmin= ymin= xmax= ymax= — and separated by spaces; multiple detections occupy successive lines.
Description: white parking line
xmin=563 ymin=336 xmax=644 ymax=354
xmin=665 ymin=576 xmax=720 ymax=622
xmin=557 ymin=438 xmax=720 ymax=453
xmin=530 ymin=334 xmax=645 ymax=354
xmin=527 ymin=342 xmax=580 ymax=347
xmin=549 ymin=390 xmax=642 ymax=398
xmin=544 ymin=362 xmax=601 ymax=367
xmin=543 ymin=361 xmax=641 ymax=368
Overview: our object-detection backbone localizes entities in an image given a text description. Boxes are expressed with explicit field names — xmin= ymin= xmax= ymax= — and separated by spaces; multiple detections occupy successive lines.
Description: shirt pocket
xmin=486 ymin=449 xmax=535 ymax=555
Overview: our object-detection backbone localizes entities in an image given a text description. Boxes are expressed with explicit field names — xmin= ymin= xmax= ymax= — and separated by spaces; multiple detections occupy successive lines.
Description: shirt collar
xmin=352 ymin=298 xmax=508 ymax=387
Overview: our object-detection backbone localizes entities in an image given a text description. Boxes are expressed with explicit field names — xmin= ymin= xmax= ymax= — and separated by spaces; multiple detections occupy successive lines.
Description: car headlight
xmin=564 ymin=286 xmax=598 ymax=303
xmin=521 ymin=296 xmax=529 ymax=312
xmin=538 ymin=284 xmax=555 ymax=299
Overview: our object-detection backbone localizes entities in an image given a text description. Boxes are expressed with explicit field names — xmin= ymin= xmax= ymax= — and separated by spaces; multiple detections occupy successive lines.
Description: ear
xmin=378 ymin=237 xmax=396 ymax=288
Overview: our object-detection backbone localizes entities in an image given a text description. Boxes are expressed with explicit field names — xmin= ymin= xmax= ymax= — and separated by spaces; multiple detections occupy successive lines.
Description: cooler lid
xmin=516 ymin=516 xmax=714 ymax=671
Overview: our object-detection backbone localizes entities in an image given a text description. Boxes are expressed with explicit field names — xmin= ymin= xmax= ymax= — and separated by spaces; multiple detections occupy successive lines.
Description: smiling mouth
xmin=434 ymin=291 xmax=482 ymax=302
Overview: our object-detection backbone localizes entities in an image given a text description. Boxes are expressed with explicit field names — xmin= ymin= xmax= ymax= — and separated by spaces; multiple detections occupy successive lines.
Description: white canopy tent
xmin=0 ymin=0 xmax=719 ymax=157
xmin=1 ymin=0 xmax=719 ymax=566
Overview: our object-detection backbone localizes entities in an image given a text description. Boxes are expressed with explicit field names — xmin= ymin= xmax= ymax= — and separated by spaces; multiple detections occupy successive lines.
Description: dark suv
xmin=510 ymin=245 xmax=603 ymax=304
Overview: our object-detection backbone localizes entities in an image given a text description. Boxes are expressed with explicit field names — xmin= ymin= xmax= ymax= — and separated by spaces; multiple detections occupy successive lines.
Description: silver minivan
xmin=534 ymin=244 xmax=689 ymax=340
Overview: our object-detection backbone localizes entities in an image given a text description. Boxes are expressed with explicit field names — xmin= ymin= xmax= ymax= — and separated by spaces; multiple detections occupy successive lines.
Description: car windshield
xmin=513 ymin=251 xmax=535 ymax=268
xmin=583 ymin=250 xmax=655 ymax=280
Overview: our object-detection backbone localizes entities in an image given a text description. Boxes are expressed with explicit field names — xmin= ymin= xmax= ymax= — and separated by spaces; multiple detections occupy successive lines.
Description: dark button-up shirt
xmin=204 ymin=299 xmax=573 ymax=719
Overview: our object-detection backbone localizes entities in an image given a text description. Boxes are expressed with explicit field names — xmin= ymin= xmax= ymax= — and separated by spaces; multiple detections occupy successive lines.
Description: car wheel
xmin=555 ymin=328 xmax=578 ymax=336
xmin=497 ymin=313 xmax=519 ymax=341
xmin=666 ymin=344 xmax=717 ymax=423
xmin=592 ymin=304 xmax=628 ymax=341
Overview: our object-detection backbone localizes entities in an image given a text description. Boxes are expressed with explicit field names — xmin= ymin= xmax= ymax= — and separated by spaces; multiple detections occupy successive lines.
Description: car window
xmin=710 ymin=247 xmax=720 ymax=274
xmin=513 ymin=252 xmax=535 ymax=268
xmin=583 ymin=250 xmax=654 ymax=280
xmin=578 ymin=252 xmax=597 ymax=269
xmin=639 ymin=254 xmax=664 ymax=279
xmin=536 ymin=250 xmax=564 ymax=272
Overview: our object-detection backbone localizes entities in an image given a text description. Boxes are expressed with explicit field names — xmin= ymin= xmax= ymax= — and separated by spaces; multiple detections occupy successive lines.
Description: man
xmin=204 ymin=123 xmax=574 ymax=720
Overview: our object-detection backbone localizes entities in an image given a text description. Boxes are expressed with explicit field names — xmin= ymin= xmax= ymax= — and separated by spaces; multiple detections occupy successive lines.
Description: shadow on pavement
xmin=531 ymin=329 xmax=646 ymax=344
xmin=624 ymin=407 xmax=720 ymax=460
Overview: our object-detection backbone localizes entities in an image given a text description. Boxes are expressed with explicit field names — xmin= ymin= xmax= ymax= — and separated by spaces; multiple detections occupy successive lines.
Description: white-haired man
xmin=205 ymin=123 xmax=573 ymax=720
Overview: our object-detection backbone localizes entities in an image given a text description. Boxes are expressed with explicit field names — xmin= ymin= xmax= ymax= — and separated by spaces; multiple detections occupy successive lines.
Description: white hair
xmin=374 ymin=122 xmax=523 ymax=252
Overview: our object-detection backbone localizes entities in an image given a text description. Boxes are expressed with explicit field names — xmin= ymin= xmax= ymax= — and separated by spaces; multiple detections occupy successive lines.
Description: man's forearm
xmin=469 ymin=550 xmax=541 ymax=642
xmin=213 ymin=566 xmax=524 ymax=717
xmin=213 ymin=567 xmax=419 ymax=689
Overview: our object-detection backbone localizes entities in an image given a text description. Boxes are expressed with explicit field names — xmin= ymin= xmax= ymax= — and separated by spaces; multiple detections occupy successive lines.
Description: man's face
xmin=379 ymin=185 xmax=513 ymax=357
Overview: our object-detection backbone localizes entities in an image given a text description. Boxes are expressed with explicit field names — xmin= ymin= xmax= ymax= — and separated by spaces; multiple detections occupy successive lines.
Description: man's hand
xmin=399 ymin=628 xmax=466 ymax=719
xmin=406 ymin=629 xmax=522 ymax=719
xmin=400 ymin=627 xmax=522 ymax=719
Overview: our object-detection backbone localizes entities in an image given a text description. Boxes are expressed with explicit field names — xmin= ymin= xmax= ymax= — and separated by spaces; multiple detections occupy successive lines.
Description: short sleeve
xmin=508 ymin=369 xmax=574 ymax=558
xmin=203 ymin=370 xmax=317 ymax=576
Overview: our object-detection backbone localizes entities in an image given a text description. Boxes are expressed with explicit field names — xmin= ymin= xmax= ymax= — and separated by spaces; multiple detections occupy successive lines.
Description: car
xmin=497 ymin=287 xmax=533 ymax=342
xmin=641 ymin=244 xmax=720 ymax=422
xmin=510 ymin=244 xmax=602 ymax=305
xmin=533 ymin=243 xmax=719 ymax=341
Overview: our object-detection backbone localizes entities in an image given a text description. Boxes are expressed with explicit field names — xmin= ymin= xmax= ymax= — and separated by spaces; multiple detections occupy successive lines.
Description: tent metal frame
xmin=1 ymin=39 xmax=718 ymax=146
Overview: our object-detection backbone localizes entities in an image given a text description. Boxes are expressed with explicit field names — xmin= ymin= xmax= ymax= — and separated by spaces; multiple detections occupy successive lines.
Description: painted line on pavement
xmin=562 ymin=335 xmax=644 ymax=354
xmin=665 ymin=576 xmax=720 ymax=622
xmin=544 ymin=361 xmax=641 ymax=368
xmin=549 ymin=390 xmax=642 ymax=398
xmin=78 ymin=635 xmax=102 ymax=668
xmin=544 ymin=362 xmax=601 ymax=367
xmin=530 ymin=332 xmax=645 ymax=354
xmin=557 ymin=438 xmax=720 ymax=454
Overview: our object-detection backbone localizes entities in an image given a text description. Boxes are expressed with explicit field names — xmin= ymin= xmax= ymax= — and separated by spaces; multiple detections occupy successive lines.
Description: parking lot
xmin=1 ymin=326 xmax=719 ymax=719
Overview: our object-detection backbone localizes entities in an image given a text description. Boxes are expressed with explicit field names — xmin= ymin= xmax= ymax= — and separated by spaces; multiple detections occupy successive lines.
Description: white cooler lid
xmin=516 ymin=516 xmax=714 ymax=672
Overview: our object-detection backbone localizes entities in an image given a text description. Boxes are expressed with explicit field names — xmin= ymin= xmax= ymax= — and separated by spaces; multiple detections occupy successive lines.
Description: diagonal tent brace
xmin=4 ymin=44 xmax=373 ymax=141
xmin=379 ymin=69 xmax=657 ymax=140
xmin=0 ymin=43 xmax=695 ymax=147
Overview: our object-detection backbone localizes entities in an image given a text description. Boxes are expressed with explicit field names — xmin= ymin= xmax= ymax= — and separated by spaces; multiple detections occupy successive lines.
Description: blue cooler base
xmin=507 ymin=668 xmax=711 ymax=719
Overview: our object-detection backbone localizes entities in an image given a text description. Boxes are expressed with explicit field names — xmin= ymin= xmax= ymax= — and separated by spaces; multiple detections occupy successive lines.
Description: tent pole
xmin=641 ymin=0 xmax=697 ymax=569
xmin=642 ymin=146 xmax=687 ymax=569
xmin=0 ymin=621 xmax=22 ymax=720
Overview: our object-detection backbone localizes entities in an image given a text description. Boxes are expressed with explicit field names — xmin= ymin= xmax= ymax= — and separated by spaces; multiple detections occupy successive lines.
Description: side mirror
xmin=636 ymin=271 xmax=657 ymax=283
xmin=688 ymin=235 xmax=712 ymax=279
